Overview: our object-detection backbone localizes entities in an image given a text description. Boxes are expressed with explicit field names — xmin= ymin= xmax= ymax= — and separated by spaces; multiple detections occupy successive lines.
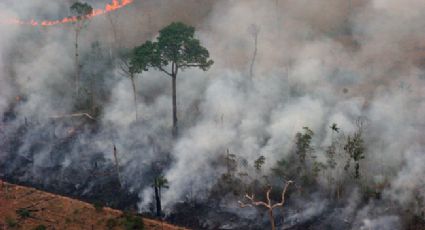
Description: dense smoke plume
xmin=1 ymin=0 xmax=425 ymax=229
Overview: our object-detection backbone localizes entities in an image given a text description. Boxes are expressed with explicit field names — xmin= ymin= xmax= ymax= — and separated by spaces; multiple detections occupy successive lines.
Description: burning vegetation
xmin=1 ymin=0 xmax=425 ymax=229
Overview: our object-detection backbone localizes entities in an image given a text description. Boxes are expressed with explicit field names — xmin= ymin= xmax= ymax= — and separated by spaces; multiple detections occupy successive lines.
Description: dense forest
xmin=1 ymin=0 xmax=425 ymax=229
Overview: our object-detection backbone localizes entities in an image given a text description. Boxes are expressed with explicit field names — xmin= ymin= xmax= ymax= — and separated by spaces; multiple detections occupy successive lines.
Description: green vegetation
xmin=121 ymin=213 xmax=144 ymax=230
xmin=106 ymin=218 xmax=118 ymax=230
xmin=153 ymin=175 xmax=169 ymax=217
xmin=16 ymin=208 xmax=31 ymax=219
xmin=130 ymin=22 xmax=214 ymax=137
xmin=33 ymin=225 xmax=47 ymax=230
xmin=5 ymin=216 xmax=18 ymax=228
xmin=70 ymin=1 xmax=94 ymax=96
xmin=93 ymin=201 xmax=104 ymax=212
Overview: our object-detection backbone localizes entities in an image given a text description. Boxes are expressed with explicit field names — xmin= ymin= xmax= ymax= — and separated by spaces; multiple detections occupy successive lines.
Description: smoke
xmin=1 ymin=0 xmax=425 ymax=229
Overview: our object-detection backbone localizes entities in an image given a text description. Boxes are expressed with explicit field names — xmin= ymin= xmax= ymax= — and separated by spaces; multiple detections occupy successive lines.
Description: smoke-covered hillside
xmin=1 ymin=0 xmax=425 ymax=229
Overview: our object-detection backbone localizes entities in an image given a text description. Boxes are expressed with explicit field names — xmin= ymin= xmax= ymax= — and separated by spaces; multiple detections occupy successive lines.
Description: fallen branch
xmin=50 ymin=113 xmax=96 ymax=120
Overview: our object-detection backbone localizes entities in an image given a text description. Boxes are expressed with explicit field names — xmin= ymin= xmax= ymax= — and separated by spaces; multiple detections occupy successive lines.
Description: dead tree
xmin=248 ymin=24 xmax=260 ymax=80
xmin=239 ymin=180 xmax=293 ymax=230
xmin=113 ymin=145 xmax=122 ymax=188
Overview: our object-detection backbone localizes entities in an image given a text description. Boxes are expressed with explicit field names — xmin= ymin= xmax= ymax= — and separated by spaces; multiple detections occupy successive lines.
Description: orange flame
xmin=2 ymin=0 xmax=134 ymax=27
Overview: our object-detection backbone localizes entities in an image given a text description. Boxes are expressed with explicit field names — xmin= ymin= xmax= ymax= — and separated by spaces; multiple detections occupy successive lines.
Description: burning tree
xmin=239 ymin=180 xmax=293 ymax=230
xmin=70 ymin=1 xmax=93 ymax=96
xmin=131 ymin=22 xmax=214 ymax=137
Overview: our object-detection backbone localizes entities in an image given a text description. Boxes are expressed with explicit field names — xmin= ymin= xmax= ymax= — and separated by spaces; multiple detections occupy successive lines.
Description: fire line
xmin=1 ymin=0 xmax=134 ymax=27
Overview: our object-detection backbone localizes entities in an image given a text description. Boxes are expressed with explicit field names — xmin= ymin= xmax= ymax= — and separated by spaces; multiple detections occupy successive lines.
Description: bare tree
xmin=106 ymin=13 xmax=119 ymax=58
xmin=113 ymin=145 xmax=122 ymax=188
xmin=248 ymin=24 xmax=260 ymax=80
xmin=239 ymin=180 xmax=293 ymax=230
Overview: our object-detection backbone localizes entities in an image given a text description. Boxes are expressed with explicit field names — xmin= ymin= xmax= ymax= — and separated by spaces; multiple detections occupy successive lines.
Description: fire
xmin=2 ymin=0 xmax=134 ymax=27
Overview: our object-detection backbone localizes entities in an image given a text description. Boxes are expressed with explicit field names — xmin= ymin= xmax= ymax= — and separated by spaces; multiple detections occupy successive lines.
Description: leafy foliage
xmin=33 ymin=225 xmax=47 ymax=230
xmin=121 ymin=213 xmax=145 ymax=230
xmin=154 ymin=175 xmax=169 ymax=189
xmin=16 ymin=208 xmax=31 ymax=219
xmin=131 ymin=22 xmax=214 ymax=76
xmin=254 ymin=155 xmax=266 ymax=171
xmin=5 ymin=216 xmax=18 ymax=228
xmin=295 ymin=127 xmax=314 ymax=164
xmin=70 ymin=2 xmax=93 ymax=20
xmin=344 ymin=127 xmax=365 ymax=179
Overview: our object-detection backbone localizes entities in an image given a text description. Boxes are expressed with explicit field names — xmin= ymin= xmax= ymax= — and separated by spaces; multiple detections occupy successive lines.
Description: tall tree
xmin=131 ymin=22 xmax=214 ymax=137
xmin=344 ymin=120 xmax=366 ymax=179
xmin=70 ymin=2 xmax=93 ymax=96
xmin=153 ymin=175 xmax=169 ymax=218
xmin=248 ymin=24 xmax=260 ymax=80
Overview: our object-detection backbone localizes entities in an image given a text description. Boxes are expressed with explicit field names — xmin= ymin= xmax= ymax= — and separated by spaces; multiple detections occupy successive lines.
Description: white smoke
xmin=1 ymin=0 xmax=425 ymax=228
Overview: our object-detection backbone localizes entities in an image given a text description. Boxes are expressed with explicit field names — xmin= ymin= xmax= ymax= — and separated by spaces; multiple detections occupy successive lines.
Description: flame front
xmin=2 ymin=0 xmax=134 ymax=27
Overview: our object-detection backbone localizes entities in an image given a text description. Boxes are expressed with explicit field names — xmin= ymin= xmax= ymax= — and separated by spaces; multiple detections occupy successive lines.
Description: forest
xmin=0 ymin=0 xmax=425 ymax=229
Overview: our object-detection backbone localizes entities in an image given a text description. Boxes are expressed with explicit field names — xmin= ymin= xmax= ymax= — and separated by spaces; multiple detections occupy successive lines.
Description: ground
xmin=0 ymin=180 xmax=187 ymax=230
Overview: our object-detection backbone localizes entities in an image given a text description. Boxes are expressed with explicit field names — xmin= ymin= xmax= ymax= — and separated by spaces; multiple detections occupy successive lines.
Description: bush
xmin=33 ymin=225 xmax=47 ymax=230
xmin=121 ymin=213 xmax=144 ymax=230
xmin=5 ymin=217 xmax=18 ymax=228
xmin=16 ymin=208 xmax=31 ymax=218
xmin=93 ymin=201 xmax=104 ymax=212
xmin=106 ymin=218 xmax=118 ymax=230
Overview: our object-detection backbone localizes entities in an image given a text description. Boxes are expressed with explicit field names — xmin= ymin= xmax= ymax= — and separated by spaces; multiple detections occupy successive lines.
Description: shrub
xmin=121 ymin=213 xmax=144 ymax=230
xmin=33 ymin=225 xmax=47 ymax=230
xmin=5 ymin=217 xmax=18 ymax=228
xmin=16 ymin=208 xmax=31 ymax=219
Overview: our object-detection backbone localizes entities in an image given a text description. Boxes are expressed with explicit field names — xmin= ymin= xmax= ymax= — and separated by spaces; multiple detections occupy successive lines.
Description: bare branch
xmin=272 ymin=180 xmax=293 ymax=208
xmin=157 ymin=66 xmax=173 ymax=77
xmin=239 ymin=180 xmax=294 ymax=230
xmin=50 ymin=113 xmax=95 ymax=120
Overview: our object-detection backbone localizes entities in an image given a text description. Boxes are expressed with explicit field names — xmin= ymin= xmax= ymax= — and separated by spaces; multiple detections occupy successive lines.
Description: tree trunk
xmin=90 ymin=75 xmax=95 ymax=115
xmin=130 ymin=74 xmax=138 ymax=121
xmin=154 ymin=185 xmax=161 ymax=217
xmin=172 ymin=75 xmax=178 ymax=137
xmin=106 ymin=14 xmax=118 ymax=59
xmin=249 ymin=27 xmax=258 ymax=80
xmin=269 ymin=209 xmax=276 ymax=230
xmin=75 ymin=29 xmax=80 ymax=96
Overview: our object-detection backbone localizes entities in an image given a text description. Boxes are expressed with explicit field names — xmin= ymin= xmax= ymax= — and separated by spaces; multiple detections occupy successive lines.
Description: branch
xmin=50 ymin=113 xmax=96 ymax=121
xmin=180 ymin=64 xmax=206 ymax=68
xmin=272 ymin=180 xmax=293 ymax=209
xmin=239 ymin=193 xmax=270 ymax=209
xmin=157 ymin=66 xmax=173 ymax=77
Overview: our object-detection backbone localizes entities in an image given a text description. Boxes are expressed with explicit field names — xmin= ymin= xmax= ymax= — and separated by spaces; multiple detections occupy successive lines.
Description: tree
xmin=248 ymin=24 xmax=260 ymax=80
xmin=153 ymin=175 xmax=169 ymax=218
xmin=70 ymin=1 xmax=93 ymax=96
xmin=344 ymin=120 xmax=366 ymax=179
xmin=131 ymin=22 xmax=214 ymax=137
xmin=254 ymin=155 xmax=266 ymax=172
xmin=120 ymin=48 xmax=147 ymax=121
xmin=239 ymin=181 xmax=293 ymax=230
xmin=295 ymin=127 xmax=314 ymax=165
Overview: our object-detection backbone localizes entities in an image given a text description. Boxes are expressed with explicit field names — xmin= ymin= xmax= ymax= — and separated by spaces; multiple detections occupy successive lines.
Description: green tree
xmin=131 ymin=22 xmax=214 ymax=137
xmin=153 ymin=175 xmax=169 ymax=217
xmin=295 ymin=127 xmax=314 ymax=164
xmin=344 ymin=123 xmax=365 ymax=179
xmin=120 ymin=48 xmax=145 ymax=121
xmin=70 ymin=1 xmax=93 ymax=96
xmin=254 ymin=155 xmax=266 ymax=172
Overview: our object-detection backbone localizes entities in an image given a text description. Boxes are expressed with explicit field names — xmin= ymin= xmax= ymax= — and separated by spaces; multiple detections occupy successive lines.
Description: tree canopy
xmin=130 ymin=22 xmax=214 ymax=76
xmin=70 ymin=2 xmax=93 ymax=20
